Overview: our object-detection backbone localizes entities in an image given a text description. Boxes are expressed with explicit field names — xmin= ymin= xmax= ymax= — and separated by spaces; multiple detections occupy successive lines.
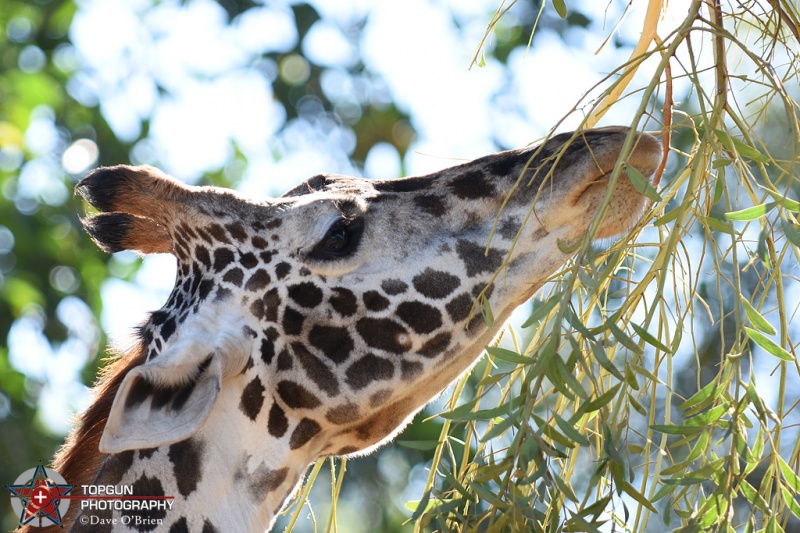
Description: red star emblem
xmin=7 ymin=464 xmax=72 ymax=527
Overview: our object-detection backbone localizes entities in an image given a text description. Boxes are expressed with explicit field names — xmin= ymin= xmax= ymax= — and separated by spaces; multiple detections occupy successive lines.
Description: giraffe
xmin=43 ymin=126 xmax=660 ymax=532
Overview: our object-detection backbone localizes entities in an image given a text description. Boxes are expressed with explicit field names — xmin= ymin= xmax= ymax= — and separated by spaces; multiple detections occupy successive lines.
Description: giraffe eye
xmin=310 ymin=217 xmax=364 ymax=260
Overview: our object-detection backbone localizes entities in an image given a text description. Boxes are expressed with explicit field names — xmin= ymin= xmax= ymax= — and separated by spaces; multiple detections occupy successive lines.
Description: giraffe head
xmin=69 ymin=126 xmax=661 ymax=529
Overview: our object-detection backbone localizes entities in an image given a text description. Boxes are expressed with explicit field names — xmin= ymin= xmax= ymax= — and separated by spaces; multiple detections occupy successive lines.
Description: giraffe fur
xmin=38 ymin=126 xmax=661 ymax=532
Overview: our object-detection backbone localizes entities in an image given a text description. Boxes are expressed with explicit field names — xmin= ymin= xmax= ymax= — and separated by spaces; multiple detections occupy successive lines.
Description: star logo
xmin=6 ymin=463 xmax=72 ymax=528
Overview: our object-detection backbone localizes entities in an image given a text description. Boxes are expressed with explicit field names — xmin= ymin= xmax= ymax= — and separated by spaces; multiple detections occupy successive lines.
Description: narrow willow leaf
xmin=622 ymin=481 xmax=658 ymax=513
xmin=565 ymin=305 xmax=594 ymax=337
xmin=758 ymin=225 xmax=771 ymax=264
xmin=580 ymin=383 xmax=622 ymax=414
xmin=626 ymin=164 xmax=662 ymax=202
xmin=608 ymin=322 xmax=643 ymax=354
xmin=480 ymin=414 xmax=517 ymax=442
xmin=714 ymin=129 xmax=770 ymax=163
xmin=679 ymin=379 xmax=724 ymax=411
xmin=578 ymin=267 xmax=600 ymax=289
xmin=697 ymin=494 xmax=725 ymax=528
xmin=441 ymin=396 xmax=525 ymax=421
xmin=650 ymin=424 xmax=704 ymax=435
xmin=407 ymin=490 xmax=434 ymax=519
xmin=700 ymin=215 xmax=735 ymax=234
xmin=552 ymin=354 xmax=589 ymax=400
xmin=689 ymin=456 xmax=727 ymax=478
xmin=631 ymin=363 xmax=663 ymax=384
xmin=533 ymin=414 xmax=575 ymax=449
xmin=684 ymin=404 xmax=727 ymax=427
xmin=486 ymin=346 xmax=532 ymax=365
xmin=628 ymin=392 xmax=647 ymax=416
xmin=651 ymin=482 xmax=673 ymax=502
xmin=522 ymin=294 xmax=561 ymax=328
xmin=739 ymin=479 xmax=771 ymax=512
xmin=591 ymin=342 xmax=624 ymax=380
xmin=740 ymin=296 xmax=776 ymax=335
xmin=781 ymin=218 xmax=800 ymax=247
xmin=766 ymin=515 xmax=785 ymax=533
xmin=630 ymin=322 xmax=672 ymax=353
xmin=764 ymin=189 xmax=800 ymax=211
xmin=744 ymin=327 xmax=794 ymax=361
xmin=781 ymin=486 xmax=800 ymax=519
xmin=713 ymin=176 xmax=725 ymax=204
xmin=662 ymin=476 xmax=706 ymax=485
xmin=481 ymin=294 xmax=494 ymax=328
xmin=654 ymin=207 xmax=680 ymax=227
xmin=778 ymin=456 xmax=800 ymax=491
xmin=724 ymin=202 xmax=775 ymax=221
xmin=557 ymin=234 xmax=586 ymax=254
xmin=553 ymin=412 xmax=590 ymax=446
xmin=551 ymin=0 xmax=568 ymax=18
xmin=686 ymin=431 xmax=710 ymax=462
xmin=552 ymin=472 xmax=579 ymax=503
xmin=661 ymin=458 xmax=694 ymax=476
xmin=579 ymin=494 xmax=612 ymax=518
xmin=712 ymin=157 xmax=733 ymax=168
xmin=545 ymin=358 xmax=576 ymax=402
xmin=566 ymin=512 xmax=603 ymax=533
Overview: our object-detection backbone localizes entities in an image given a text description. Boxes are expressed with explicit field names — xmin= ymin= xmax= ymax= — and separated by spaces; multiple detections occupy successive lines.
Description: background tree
xmin=1 ymin=1 xmax=799 ymax=532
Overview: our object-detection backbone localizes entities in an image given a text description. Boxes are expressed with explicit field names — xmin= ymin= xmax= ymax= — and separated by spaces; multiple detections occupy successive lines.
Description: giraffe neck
xmin=70 ymin=372 xmax=313 ymax=532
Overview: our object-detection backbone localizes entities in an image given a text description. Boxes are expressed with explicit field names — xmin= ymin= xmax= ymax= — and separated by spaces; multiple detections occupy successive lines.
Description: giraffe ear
xmin=99 ymin=355 xmax=223 ymax=453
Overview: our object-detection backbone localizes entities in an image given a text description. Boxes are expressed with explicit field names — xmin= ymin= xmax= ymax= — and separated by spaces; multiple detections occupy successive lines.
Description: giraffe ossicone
xmin=51 ymin=126 xmax=660 ymax=532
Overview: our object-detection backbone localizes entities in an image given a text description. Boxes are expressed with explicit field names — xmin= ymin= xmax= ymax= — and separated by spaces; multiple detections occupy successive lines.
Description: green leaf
xmin=739 ymin=479 xmax=771 ymax=512
xmin=552 ymin=412 xmax=590 ymax=446
xmin=555 ymin=355 xmax=589 ymax=399
xmin=724 ymin=202 xmax=775 ymax=221
xmin=622 ymin=481 xmax=658 ymax=513
xmin=607 ymin=321 xmax=643 ymax=354
xmin=714 ymin=129 xmax=770 ymax=163
xmin=781 ymin=486 xmax=800 ymax=519
xmin=626 ymin=164 xmax=662 ymax=202
xmin=481 ymin=294 xmax=494 ymax=328
xmin=552 ymin=471 xmax=579 ymax=502
xmin=630 ymin=322 xmax=672 ymax=353
xmin=781 ymin=218 xmax=800 ymax=247
xmin=744 ymin=327 xmax=794 ymax=361
xmin=551 ymin=0 xmax=568 ymax=18
xmin=485 ymin=346 xmax=532 ymax=365
xmin=521 ymin=294 xmax=561 ymax=328
xmin=700 ymin=215 xmax=735 ymax=234
xmin=579 ymin=383 xmax=621 ymax=414
xmin=740 ymin=296 xmax=776 ymax=335
xmin=650 ymin=424 xmax=704 ymax=435
xmin=778 ymin=456 xmax=800 ymax=491
xmin=763 ymin=189 xmax=800 ymax=211
xmin=679 ymin=379 xmax=724 ymax=412
xmin=557 ymin=234 xmax=586 ymax=254
xmin=441 ymin=395 xmax=525 ymax=421
xmin=590 ymin=341 xmax=624 ymax=381
xmin=654 ymin=207 xmax=680 ymax=227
